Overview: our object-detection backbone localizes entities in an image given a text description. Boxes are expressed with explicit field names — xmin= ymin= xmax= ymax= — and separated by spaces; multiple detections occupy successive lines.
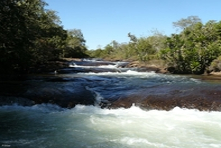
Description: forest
xmin=0 ymin=0 xmax=88 ymax=78
xmin=1 ymin=0 xmax=221 ymax=79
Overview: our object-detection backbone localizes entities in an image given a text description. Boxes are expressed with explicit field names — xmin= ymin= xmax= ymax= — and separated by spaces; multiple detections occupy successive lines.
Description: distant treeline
xmin=88 ymin=16 xmax=221 ymax=74
xmin=1 ymin=1 xmax=221 ymax=76
xmin=0 ymin=0 xmax=88 ymax=77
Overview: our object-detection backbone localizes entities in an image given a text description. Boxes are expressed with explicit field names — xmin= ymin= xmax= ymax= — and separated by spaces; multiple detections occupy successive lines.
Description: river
xmin=1 ymin=59 xmax=221 ymax=148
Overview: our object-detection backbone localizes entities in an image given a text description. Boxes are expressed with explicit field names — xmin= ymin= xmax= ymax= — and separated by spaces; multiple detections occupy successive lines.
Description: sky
xmin=45 ymin=0 xmax=221 ymax=50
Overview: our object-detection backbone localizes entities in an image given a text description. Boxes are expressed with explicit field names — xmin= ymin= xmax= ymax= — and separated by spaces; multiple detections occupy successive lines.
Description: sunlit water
xmin=1 ymin=59 xmax=221 ymax=148
xmin=1 ymin=104 xmax=221 ymax=148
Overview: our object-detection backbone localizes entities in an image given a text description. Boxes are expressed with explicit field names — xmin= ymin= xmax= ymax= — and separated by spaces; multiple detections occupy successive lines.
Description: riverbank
xmin=125 ymin=60 xmax=221 ymax=81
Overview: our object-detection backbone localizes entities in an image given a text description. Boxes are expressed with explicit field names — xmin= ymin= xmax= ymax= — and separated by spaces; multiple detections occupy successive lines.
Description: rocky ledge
xmin=107 ymin=86 xmax=221 ymax=111
xmin=1 ymin=58 xmax=221 ymax=111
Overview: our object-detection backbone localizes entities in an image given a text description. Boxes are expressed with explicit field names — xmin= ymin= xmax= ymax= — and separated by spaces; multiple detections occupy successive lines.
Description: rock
xmin=21 ymin=77 xmax=97 ymax=108
xmin=58 ymin=67 xmax=121 ymax=74
xmin=23 ymin=85 xmax=96 ymax=108
xmin=125 ymin=61 xmax=167 ymax=73
xmin=107 ymin=85 xmax=221 ymax=111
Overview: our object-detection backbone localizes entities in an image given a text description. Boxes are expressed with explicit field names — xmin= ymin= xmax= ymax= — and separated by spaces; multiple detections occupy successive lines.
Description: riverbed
xmin=1 ymin=59 xmax=221 ymax=147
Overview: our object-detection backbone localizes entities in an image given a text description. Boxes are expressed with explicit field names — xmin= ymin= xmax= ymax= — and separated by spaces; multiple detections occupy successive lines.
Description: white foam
xmin=77 ymin=70 xmax=157 ymax=77
xmin=69 ymin=61 xmax=123 ymax=69
xmin=69 ymin=63 xmax=117 ymax=69
xmin=1 ymin=104 xmax=220 ymax=148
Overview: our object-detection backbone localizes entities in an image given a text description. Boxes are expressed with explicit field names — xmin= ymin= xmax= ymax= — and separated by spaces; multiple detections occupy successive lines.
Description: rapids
xmin=1 ymin=104 xmax=221 ymax=148
xmin=1 ymin=59 xmax=221 ymax=147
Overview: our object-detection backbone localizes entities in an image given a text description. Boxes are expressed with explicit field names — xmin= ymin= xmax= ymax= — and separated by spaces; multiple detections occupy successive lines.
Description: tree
xmin=160 ymin=19 xmax=221 ymax=74
xmin=33 ymin=9 xmax=68 ymax=63
xmin=111 ymin=40 xmax=119 ymax=50
xmin=135 ymin=37 xmax=154 ymax=61
xmin=88 ymin=31 xmax=166 ymax=61
xmin=128 ymin=32 xmax=137 ymax=43
xmin=173 ymin=16 xmax=202 ymax=31
xmin=127 ymin=31 xmax=166 ymax=61
xmin=0 ymin=0 xmax=47 ymax=75
xmin=64 ymin=29 xmax=88 ymax=58
xmin=67 ymin=29 xmax=86 ymax=47
xmin=103 ymin=44 xmax=114 ymax=55
xmin=0 ymin=0 xmax=70 ymax=78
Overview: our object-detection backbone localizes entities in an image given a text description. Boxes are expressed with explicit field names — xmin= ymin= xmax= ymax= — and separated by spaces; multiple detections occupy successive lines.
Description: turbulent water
xmin=1 ymin=59 xmax=221 ymax=148
xmin=1 ymin=105 xmax=221 ymax=148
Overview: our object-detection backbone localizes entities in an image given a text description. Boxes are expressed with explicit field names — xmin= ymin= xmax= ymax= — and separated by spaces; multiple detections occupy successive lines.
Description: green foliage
xmin=88 ymin=48 xmax=105 ymax=58
xmin=32 ymin=10 xmax=68 ymax=63
xmin=0 ymin=0 xmax=88 ymax=78
xmin=160 ymin=19 xmax=221 ymax=74
xmin=64 ymin=29 xmax=88 ymax=58
xmin=88 ymin=16 xmax=221 ymax=75
xmin=88 ymin=32 xmax=166 ymax=61
xmin=136 ymin=37 xmax=157 ymax=61
xmin=0 ymin=0 xmax=45 ymax=74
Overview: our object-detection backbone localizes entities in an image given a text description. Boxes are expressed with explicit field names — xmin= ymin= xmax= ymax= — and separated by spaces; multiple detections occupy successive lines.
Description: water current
xmin=1 ymin=59 xmax=221 ymax=148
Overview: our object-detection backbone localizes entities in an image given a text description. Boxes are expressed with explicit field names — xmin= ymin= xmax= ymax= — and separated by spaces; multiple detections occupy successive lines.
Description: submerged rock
xmin=23 ymin=81 xmax=96 ymax=108
xmin=108 ymin=85 xmax=221 ymax=111
xmin=0 ymin=76 xmax=97 ymax=108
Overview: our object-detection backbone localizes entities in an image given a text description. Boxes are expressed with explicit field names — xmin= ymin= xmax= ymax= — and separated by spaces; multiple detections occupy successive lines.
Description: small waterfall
xmin=85 ymin=86 xmax=111 ymax=108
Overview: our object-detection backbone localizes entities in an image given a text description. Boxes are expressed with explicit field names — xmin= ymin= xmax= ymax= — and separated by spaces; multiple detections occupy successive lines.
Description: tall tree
xmin=67 ymin=29 xmax=86 ymax=47
xmin=64 ymin=29 xmax=88 ymax=58
xmin=0 ymin=0 xmax=46 ymax=74
xmin=0 ymin=0 xmax=68 ymax=78
xmin=173 ymin=16 xmax=202 ymax=31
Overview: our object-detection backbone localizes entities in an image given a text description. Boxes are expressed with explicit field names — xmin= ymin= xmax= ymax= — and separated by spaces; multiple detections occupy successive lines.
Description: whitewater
xmin=1 ymin=104 xmax=221 ymax=148
xmin=1 ymin=59 xmax=221 ymax=148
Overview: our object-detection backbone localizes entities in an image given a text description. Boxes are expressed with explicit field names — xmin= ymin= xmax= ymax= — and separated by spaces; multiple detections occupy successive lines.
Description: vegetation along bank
xmin=1 ymin=1 xmax=221 ymax=80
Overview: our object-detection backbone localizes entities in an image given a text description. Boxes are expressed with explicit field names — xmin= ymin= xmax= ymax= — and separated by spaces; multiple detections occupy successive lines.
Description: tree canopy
xmin=161 ymin=19 xmax=221 ymax=74
xmin=173 ymin=16 xmax=202 ymax=31
xmin=89 ymin=16 xmax=221 ymax=74
xmin=0 ymin=0 xmax=88 ymax=78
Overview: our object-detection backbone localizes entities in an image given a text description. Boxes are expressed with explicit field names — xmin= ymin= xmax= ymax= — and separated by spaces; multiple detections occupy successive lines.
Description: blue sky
xmin=45 ymin=0 xmax=221 ymax=50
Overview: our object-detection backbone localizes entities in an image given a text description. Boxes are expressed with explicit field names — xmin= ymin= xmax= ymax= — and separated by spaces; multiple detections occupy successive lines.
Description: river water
xmin=1 ymin=59 xmax=221 ymax=148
